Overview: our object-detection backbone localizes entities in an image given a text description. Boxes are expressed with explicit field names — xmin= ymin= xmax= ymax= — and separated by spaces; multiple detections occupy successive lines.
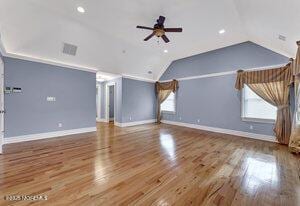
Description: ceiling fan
xmin=136 ymin=16 xmax=183 ymax=43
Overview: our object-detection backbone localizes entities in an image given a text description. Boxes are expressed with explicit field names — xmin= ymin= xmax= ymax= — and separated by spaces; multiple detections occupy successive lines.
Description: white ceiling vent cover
xmin=62 ymin=43 xmax=77 ymax=56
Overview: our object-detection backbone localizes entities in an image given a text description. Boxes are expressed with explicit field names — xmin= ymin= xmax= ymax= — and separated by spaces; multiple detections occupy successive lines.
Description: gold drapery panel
xmin=235 ymin=63 xmax=293 ymax=145
xmin=155 ymin=80 xmax=179 ymax=123
xmin=289 ymin=41 xmax=300 ymax=153
xmin=247 ymin=82 xmax=291 ymax=144
xmin=235 ymin=64 xmax=292 ymax=90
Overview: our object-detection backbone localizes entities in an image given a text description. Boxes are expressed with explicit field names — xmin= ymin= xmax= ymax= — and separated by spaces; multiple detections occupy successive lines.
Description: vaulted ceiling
xmin=0 ymin=0 xmax=299 ymax=80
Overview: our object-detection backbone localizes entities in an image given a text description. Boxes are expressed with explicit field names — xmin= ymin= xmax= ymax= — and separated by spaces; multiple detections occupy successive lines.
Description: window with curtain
xmin=161 ymin=92 xmax=176 ymax=113
xmin=242 ymin=85 xmax=277 ymax=122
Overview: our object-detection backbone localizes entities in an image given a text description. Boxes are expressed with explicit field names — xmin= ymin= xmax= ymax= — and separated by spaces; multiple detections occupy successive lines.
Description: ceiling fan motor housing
xmin=154 ymin=29 xmax=165 ymax=37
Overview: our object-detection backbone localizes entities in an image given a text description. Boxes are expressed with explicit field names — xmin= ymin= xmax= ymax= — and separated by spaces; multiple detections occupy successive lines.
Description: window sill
xmin=162 ymin=111 xmax=176 ymax=115
xmin=242 ymin=117 xmax=275 ymax=124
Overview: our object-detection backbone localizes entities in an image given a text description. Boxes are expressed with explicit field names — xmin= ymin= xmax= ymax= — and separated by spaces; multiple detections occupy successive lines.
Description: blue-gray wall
xmin=160 ymin=41 xmax=289 ymax=136
xmin=98 ymin=77 xmax=156 ymax=123
xmin=4 ymin=57 xmax=96 ymax=138
xmin=121 ymin=78 xmax=156 ymax=123
xmin=160 ymin=41 xmax=289 ymax=80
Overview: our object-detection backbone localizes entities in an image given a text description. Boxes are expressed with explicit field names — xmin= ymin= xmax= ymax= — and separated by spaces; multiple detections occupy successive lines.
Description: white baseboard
xmin=3 ymin=127 xmax=97 ymax=145
xmin=96 ymin=118 xmax=108 ymax=122
xmin=161 ymin=120 xmax=276 ymax=142
xmin=115 ymin=119 xmax=156 ymax=127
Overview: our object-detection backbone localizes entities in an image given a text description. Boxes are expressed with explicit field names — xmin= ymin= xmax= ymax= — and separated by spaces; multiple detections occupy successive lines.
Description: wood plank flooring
xmin=0 ymin=123 xmax=299 ymax=206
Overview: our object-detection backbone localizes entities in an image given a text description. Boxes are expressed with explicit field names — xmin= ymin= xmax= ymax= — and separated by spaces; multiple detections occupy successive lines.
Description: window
xmin=242 ymin=85 xmax=277 ymax=122
xmin=161 ymin=92 xmax=176 ymax=113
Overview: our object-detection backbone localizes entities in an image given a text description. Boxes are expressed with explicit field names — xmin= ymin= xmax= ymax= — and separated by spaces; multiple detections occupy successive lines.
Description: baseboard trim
xmin=161 ymin=120 xmax=276 ymax=143
xmin=3 ymin=127 xmax=97 ymax=145
xmin=96 ymin=118 xmax=108 ymax=122
xmin=115 ymin=119 xmax=156 ymax=127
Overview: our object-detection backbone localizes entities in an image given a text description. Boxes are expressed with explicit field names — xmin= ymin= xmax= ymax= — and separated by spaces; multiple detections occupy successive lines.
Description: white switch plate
xmin=58 ymin=123 xmax=62 ymax=128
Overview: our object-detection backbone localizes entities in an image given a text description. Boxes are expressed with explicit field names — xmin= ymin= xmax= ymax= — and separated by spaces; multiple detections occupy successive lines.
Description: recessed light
xmin=77 ymin=6 xmax=85 ymax=13
xmin=219 ymin=29 xmax=225 ymax=34
xmin=164 ymin=49 xmax=168 ymax=53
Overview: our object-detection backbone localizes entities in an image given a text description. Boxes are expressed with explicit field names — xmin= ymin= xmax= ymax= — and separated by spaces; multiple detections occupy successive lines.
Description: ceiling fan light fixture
xmin=77 ymin=6 xmax=85 ymax=13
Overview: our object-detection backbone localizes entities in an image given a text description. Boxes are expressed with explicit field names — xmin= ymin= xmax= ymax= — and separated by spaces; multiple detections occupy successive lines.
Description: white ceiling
xmin=0 ymin=0 xmax=299 ymax=81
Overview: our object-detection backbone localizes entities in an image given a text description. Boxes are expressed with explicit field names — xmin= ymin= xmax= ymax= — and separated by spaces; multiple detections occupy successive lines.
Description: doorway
xmin=96 ymin=85 xmax=101 ymax=121
xmin=0 ymin=57 xmax=4 ymax=154
xmin=108 ymin=85 xmax=114 ymax=122
xmin=106 ymin=82 xmax=115 ymax=123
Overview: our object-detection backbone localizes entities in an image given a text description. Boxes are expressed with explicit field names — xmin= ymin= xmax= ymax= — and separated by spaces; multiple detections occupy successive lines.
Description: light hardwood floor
xmin=0 ymin=123 xmax=299 ymax=206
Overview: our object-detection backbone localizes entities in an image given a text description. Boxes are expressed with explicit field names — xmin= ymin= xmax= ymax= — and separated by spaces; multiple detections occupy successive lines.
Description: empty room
xmin=0 ymin=0 xmax=299 ymax=205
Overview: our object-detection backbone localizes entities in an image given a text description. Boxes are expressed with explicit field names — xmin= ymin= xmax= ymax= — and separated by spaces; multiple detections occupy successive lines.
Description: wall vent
xmin=62 ymin=43 xmax=77 ymax=56
xmin=278 ymin=35 xmax=286 ymax=41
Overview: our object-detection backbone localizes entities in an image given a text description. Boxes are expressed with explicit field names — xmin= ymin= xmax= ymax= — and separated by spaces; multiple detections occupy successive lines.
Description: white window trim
xmin=161 ymin=92 xmax=176 ymax=114
xmin=241 ymin=86 xmax=276 ymax=124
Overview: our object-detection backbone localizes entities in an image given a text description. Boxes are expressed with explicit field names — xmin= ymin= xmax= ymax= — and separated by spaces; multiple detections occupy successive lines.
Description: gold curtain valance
xmin=235 ymin=63 xmax=292 ymax=90
xmin=155 ymin=79 xmax=179 ymax=93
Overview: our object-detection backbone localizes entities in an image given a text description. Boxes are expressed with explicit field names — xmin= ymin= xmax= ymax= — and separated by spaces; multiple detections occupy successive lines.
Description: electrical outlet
xmin=197 ymin=119 xmax=200 ymax=123
xmin=58 ymin=123 xmax=63 ymax=128
xmin=250 ymin=125 xmax=253 ymax=130
xmin=179 ymin=117 xmax=182 ymax=120
xmin=129 ymin=117 xmax=132 ymax=121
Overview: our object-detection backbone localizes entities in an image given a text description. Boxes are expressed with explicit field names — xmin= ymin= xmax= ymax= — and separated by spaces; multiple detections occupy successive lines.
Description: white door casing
xmin=0 ymin=57 xmax=4 ymax=154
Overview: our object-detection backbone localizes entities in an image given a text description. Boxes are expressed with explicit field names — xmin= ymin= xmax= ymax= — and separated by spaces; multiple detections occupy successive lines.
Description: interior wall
xmin=4 ymin=57 xmax=96 ymax=138
xmin=98 ymin=77 xmax=156 ymax=123
xmin=159 ymin=41 xmax=289 ymax=137
xmin=121 ymin=78 xmax=156 ymax=123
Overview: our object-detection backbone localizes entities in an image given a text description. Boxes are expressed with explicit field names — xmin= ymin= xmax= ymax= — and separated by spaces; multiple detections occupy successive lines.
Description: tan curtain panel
xmin=155 ymin=80 xmax=179 ymax=123
xmin=235 ymin=64 xmax=292 ymax=90
xmin=235 ymin=64 xmax=293 ymax=144
xmin=289 ymin=41 xmax=300 ymax=153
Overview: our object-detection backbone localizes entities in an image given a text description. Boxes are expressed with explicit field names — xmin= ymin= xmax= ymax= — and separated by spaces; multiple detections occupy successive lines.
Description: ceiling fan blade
xmin=144 ymin=32 xmax=155 ymax=41
xmin=164 ymin=28 xmax=183 ymax=32
xmin=161 ymin=35 xmax=170 ymax=43
xmin=136 ymin=26 xmax=154 ymax=30
xmin=157 ymin=16 xmax=165 ymax=25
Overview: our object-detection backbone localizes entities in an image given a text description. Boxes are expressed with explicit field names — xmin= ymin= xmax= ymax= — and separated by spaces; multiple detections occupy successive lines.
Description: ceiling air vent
xmin=62 ymin=43 xmax=77 ymax=56
xmin=278 ymin=35 xmax=286 ymax=41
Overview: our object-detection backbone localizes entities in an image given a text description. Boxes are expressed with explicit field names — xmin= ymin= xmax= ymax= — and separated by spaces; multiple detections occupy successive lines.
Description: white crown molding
xmin=115 ymin=119 xmax=156 ymax=127
xmin=0 ymin=37 xmax=98 ymax=73
xmin=5 ymin=52 xmax=98 ymax=73
xmin=161 ymin=120 xmax=276 ymax=143
xmin=3 ymin=127 xmax=96 ymax=145
xmin=122 ymin=74 xmax=156 ymax=83
xmin=159 ymin=63 xmax=287 ymax=83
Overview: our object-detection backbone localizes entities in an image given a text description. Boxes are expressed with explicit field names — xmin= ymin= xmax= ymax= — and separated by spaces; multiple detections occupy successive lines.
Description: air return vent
xmin=62 ymin=43 xmax=77 ymax=56
xmin=278 ymin=35 xmax=286 ymax=41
